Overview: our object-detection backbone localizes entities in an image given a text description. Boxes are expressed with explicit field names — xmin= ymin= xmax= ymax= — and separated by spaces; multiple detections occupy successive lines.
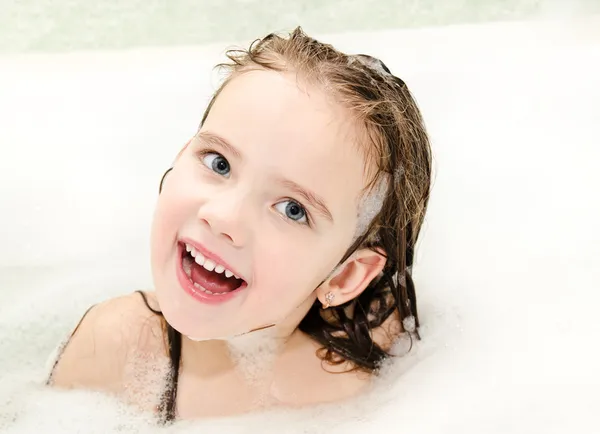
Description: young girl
xmin=47 ymin=27 xmax=432 ymax=423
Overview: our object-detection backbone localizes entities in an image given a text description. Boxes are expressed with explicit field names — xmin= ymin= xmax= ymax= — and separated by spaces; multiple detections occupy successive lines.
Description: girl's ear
xmin=317 ymin=247 xmax=387 ymax=307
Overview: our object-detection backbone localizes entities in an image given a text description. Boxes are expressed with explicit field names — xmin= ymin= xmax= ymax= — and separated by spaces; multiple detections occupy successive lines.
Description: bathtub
xmin=1 ymin=16 xmax=599 ymax=433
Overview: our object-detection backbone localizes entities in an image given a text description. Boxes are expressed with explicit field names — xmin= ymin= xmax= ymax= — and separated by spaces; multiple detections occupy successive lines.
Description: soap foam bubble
xmin=225 ymin=327 xmax=285 ymax=407
xmin=0 ymin=257 xmax=453 ymax=434
xmin=353 ymin=174 xmax=389 ymax=241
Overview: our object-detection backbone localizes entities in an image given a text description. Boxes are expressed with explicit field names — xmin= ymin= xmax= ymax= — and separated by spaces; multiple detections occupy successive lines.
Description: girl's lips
xmin=175 ymin=242 xmax=246 ymax=305
xmin=179 ymin=237 xmax=247 ymax=283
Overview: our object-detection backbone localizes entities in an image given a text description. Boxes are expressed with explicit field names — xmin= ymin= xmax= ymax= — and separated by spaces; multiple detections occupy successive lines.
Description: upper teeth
xmin=185 ymin=243 xmax=240 ymax=279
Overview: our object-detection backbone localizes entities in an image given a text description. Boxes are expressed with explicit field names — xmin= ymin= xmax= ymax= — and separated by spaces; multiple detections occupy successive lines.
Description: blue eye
xmin=201 ymin=152 xmax=230 ymax=178
xmin=274 ymin=200 xmax=309 ymax=225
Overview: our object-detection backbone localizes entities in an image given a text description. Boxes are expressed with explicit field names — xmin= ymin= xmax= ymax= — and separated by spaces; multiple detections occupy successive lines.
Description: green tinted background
xmin=1 ymin=0 xmax=598 ymax=53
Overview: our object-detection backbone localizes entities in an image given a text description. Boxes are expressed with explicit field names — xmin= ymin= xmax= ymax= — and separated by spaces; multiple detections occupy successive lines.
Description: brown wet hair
xmin=198 ymin=27 xmax=432 ymax=372
xmin=158 ymin=27 xmax=432 ymax=379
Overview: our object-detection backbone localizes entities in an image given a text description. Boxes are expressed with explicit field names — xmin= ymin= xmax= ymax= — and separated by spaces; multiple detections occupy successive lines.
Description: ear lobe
xmin=320 ymin=248 xmax=387 ymax=305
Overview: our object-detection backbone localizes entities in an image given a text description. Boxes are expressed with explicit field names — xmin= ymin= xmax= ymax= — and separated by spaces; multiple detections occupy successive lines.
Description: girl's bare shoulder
xmin=49 ymin=291 xmax=166 ymax=393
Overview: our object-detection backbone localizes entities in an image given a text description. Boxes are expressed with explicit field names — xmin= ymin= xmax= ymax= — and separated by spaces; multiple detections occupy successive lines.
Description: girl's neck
xmin=180 ymin=326 xmax=314 ymax=407
xmin=179 ymin=293 xmax=318 ymax=387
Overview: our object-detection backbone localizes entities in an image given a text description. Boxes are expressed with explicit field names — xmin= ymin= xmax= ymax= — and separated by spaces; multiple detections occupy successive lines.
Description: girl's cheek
xmin=152 ymin=192 xmax=185 ymax=245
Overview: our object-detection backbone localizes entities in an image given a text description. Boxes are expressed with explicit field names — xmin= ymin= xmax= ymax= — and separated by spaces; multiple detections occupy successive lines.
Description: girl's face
xmin=151 ymin=69 xmax=369 ymax=340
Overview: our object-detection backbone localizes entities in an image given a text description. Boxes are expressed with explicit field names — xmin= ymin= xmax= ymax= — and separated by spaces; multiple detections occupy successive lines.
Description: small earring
xmin=158 ymin=167 xmax=173 ymax=194
xmin=322 ymin=292 xmax=335 ymax=309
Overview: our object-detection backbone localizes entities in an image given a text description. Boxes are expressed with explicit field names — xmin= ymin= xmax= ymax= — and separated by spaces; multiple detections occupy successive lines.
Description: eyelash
xmin=195 ymin=149 xmax=312 ymax=227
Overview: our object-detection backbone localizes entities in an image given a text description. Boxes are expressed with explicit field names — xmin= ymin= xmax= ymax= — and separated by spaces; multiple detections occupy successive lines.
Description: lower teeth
xmin=193 ymin=282 xmax=229 ymax=295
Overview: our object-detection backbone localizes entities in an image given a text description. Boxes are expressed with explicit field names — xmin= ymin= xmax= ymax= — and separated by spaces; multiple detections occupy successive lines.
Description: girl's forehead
xmin=201 ymin=70 xmax=367 ymax=209
xmin=210 ymin=70 xmax=355 ymax=147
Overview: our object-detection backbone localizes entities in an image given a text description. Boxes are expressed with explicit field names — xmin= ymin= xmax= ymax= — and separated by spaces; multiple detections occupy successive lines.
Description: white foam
xmin=1 ymin=16 xmax=599 ymax=434
xmin=225 ymin=327 xmax=284 ymax=409
xmin=354 ymin=174 xmax=389 ymax=240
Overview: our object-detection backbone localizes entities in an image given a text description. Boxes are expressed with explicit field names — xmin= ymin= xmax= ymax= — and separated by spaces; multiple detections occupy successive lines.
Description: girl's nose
xmin=196 ymin=196 xmax=251 ymax=247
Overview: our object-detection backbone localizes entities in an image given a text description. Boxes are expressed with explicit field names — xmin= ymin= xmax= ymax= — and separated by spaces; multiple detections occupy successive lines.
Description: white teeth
xmin=194 ymin=253 xmax=205 ymax=266
xmin=194 ymin=282 xmax=213 ymax=294
xmin=185 ymin=243 xmax=242 ymax=280
xmin=203 ymin=259 xmax=216 ymax=272
xmin=192 ymin=282 xmax=229 ymax=296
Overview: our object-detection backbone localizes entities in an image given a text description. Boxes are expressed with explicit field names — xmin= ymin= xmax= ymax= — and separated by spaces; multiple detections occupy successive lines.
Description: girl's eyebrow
xmin=198 ymin=130 xmax=334 ymax=224
xmin=198 ymin=131 xmax=242 ymax=160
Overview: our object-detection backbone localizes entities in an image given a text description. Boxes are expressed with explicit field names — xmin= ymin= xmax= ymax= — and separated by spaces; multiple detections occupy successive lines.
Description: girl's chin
xmin=155 ymin=296 xmax=238 ymax=340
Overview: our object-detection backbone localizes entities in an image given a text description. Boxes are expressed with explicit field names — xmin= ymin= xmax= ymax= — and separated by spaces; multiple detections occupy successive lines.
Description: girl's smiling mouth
xmin=176 ymin=242 xmax=247 ymax=304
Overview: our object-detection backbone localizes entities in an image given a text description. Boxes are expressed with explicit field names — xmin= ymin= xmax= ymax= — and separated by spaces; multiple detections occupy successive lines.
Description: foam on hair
xmin=353 ymin=174 xmax=390 ymax=241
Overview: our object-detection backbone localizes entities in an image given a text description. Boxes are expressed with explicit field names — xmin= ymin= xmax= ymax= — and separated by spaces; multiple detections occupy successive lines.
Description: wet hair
xmin=157 ymin=27 xmax=432 ymax=381
xmin=194 ymin=27 xmax=432 ymax=373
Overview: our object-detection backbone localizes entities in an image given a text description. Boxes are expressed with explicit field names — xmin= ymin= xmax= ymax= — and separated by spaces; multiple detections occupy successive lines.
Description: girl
xmin=47 ymin=27 xmax=432 ymax=423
